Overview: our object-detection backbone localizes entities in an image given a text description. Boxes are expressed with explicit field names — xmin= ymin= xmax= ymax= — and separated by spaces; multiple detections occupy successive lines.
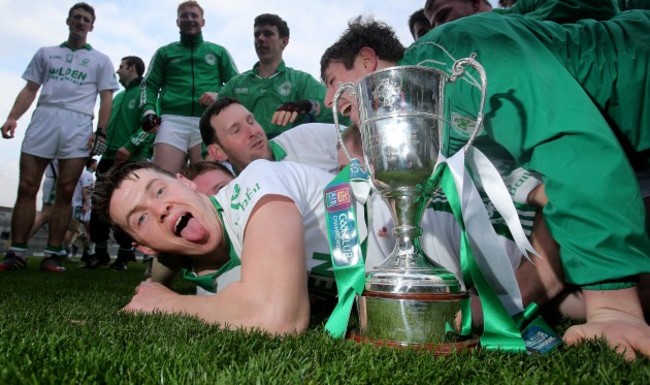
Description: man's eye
xmin=156 ymin=187 xmax=165 ymax=197
xmin=137 ymin=214 xmax=146 ymax=226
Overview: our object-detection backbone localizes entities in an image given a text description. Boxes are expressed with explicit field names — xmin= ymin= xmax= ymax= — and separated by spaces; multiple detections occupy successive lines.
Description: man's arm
xmin=149 ymin=252 xmax=184 ymax=287
xmin=1 ymin=81 xmax=39 ymax=139
xmin=96 ymin=90 xmax=114 ymax=131
xmin=140 ymin=49 xmax=165 ymax=116
xmin=124 ymin=196 xmax=311 ymax=335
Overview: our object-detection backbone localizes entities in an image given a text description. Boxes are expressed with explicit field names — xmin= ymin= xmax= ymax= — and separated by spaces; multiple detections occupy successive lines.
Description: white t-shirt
xmin=214 ymin=160 xmax=365 ymax=294
xmin=22 ymin=44 xmax=119 ymax=116
xmin=271 ymin=123 xmax=340 ymax=174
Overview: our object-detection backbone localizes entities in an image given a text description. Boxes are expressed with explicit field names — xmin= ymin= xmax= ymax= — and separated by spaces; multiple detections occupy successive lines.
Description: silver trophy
xmin=333 ymin=59 xmax=486 ymax=351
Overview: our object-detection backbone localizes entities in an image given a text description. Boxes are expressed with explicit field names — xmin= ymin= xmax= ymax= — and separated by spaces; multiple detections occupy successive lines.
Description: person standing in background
xmin=84 ymin=56 xmax=154 ymax=271
xmin=0 ymin=2 xmax=118 ymax=272
xmin=140 ymin=1 xmax=239 ymax=174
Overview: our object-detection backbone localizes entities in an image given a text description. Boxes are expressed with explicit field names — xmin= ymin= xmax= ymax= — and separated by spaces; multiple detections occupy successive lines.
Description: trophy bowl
xmin=333 ymin=64 xmax=484 ymax=349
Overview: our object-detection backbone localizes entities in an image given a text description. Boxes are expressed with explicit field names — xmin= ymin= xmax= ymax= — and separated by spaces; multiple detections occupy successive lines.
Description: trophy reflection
xmin=333 ymin=62 xmax=485 ymax=351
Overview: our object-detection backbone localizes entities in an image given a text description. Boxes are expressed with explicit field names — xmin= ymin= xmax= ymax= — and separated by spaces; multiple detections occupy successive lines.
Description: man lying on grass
xmin=92 ymin=159 xmax=341 ymax=334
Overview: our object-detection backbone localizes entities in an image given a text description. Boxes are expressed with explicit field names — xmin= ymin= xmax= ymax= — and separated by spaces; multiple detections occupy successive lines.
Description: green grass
xmin=1 ymin=258 xmax=648 ymax=385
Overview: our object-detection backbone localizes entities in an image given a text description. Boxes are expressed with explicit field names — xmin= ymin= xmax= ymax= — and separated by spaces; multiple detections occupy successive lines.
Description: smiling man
xmin=140 ymin=1 xmax=239 ymax=175
xmin=93 ymin=159 xmax=345 ymax=334
xmin=200 ymin=97 xmax=340 ymax=175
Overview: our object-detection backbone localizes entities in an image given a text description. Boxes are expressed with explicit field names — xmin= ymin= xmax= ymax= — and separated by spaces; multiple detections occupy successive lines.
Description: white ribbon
xmin=446 ymin=149 xmax=524 ymax=315
xmin=465 ymin=147 xmax=539 ymax=262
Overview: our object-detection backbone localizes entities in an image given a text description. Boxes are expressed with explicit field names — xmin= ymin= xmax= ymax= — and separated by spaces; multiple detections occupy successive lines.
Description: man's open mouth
xmin=174 ymin=212 xmax=193 ymax=237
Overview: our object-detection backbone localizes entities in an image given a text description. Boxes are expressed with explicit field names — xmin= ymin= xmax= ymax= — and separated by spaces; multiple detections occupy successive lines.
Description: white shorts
xmin=22 ymin=106 xmax=93 ymax=159
xmin=154 ymin=114 xmax=202 ymax=153
xmin=41 ymin=176 xmax=56 ymax=205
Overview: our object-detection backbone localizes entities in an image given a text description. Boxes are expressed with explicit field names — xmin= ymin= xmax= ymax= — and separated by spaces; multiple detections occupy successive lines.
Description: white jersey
xmin=270 ymin=123 xmax=341 ymax=174
xmin=22 ymin=43 xmax=119 ymax=116
xmin=214 ymin=160 xmax=362 ymax=294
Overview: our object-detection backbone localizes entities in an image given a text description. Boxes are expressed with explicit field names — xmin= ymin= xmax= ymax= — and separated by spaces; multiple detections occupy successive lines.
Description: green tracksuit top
xmin=496 ymin=1 xmax=650 ymax=169
xmin=141 ymin=32 xmax=239 ymax=118
xmin=400 ymin=10 xmax=650 ymax=287
xmin=218 ymin=60 xmax=334 ymax=139
xmin=104 ymin=77 xmax=154 ymax=161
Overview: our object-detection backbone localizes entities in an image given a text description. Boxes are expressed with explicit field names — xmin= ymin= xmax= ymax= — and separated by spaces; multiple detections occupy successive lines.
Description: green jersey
xmin=104 ymin=77 xmax=153 ymax=161
xmin=141 ymin=32 xmax=238 ymax=117
xmin=400 ymin=10 xmax=650 ymax=287
xmin=218 ymin=61 xmax=335 ymax=139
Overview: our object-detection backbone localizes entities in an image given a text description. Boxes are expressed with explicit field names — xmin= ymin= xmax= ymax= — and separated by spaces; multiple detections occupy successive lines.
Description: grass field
xmin=1 ymin=258 xmax=648 ymax=385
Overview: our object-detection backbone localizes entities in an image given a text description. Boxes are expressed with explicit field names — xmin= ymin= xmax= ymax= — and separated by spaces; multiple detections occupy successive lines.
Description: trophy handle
xmin=332 ymin=81 xmax=357 ymax=162
xmin=449 ymin=53 xmax=487 ymax=151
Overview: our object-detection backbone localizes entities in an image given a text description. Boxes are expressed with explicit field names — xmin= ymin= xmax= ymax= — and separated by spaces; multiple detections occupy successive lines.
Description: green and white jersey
xmin=214 ymin=160 xmax=346 ymax=296
xmin=270 ymin=123 xmax=340 ymax=175
xmin=23 ymin=42 xmax=118 ymax=117
xmin=141 ymin=32 xmax=239 ymax=118
xmin=219 ymin=61 xmax=334 ymax=138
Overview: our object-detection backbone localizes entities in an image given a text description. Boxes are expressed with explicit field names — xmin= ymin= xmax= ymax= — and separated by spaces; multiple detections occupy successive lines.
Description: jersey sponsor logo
xmin=234 ymin=87 xmax=248 ymax=94
xmin=66 ymin=54 xmax=74 ymax=63
xmin=48 ymin=67 xmax=88 ymax=84
xmin=49 ymin=55 xmax=63 ymax=60
xmin=450 ymin=112 xmax=482 ymax=138
xmin=204 ymin=53 xmax=216 ymax=66
xmin=229 ymin=182 xmax=262 ymax=211
xmin=278 ymin=81 xmax=292 ymax=96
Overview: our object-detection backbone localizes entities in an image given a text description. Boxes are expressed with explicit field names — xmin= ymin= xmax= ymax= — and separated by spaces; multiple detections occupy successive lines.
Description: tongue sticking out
xmin=175 ymin=214 xmax=209 ymax=243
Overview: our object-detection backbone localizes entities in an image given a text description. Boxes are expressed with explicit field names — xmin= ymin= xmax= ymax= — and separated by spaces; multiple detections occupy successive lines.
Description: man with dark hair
xmin=424 ymin=0 xmax=492 ymax=27
xmin=84 ymin=55 xmax=155 ymax=271
xmin=140 ymin=1 xmax=239 ymax=175
xmin=408 ymin=9 xmax=432 ymax=40
xmin=218 ymin=13 xmax=338 ymax=139
xmin=321 ymin=13 xmax=650 ymax=360
xmin=92 ymin=158 xmax=345 ymax=334
xmin=199 ymin=97 xmax=339 ymax=175
xmin=0 ymin=2 xmax=118 ymax=272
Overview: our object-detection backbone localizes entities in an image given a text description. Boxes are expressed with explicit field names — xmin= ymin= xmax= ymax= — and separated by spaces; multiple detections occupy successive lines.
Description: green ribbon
xmin=323 ymin=163 xmax=366 ymax=339
xmin=433 ymin=164 xmax=527 ymax=352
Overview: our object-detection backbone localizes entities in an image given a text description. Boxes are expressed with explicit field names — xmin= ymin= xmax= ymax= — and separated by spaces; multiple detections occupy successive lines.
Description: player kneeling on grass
xmin=92 ymin=160 xmax=343 ymax=334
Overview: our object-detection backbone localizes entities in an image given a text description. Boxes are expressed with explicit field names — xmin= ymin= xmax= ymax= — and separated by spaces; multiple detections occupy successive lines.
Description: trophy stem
xmin=380 ymin=188 xmax=441 ymax=271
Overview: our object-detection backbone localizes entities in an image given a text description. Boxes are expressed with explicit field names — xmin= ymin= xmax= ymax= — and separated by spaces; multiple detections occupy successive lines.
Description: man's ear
xmin=176 ymin=173 xmax=197 ymax=190
xmin=207 ymin=143 xmax=229 ymax=162
xmin=280 ymin=36 xmax=289 ymax=49
xmin=358 ymin=47 xmax=379 ymax=73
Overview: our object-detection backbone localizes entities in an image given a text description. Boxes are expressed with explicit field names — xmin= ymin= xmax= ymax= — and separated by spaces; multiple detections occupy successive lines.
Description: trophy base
xmin=357 ymin=290 xmax=471 ymax=349
xmin=347 ymin=331 xmax=478 ymax=355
